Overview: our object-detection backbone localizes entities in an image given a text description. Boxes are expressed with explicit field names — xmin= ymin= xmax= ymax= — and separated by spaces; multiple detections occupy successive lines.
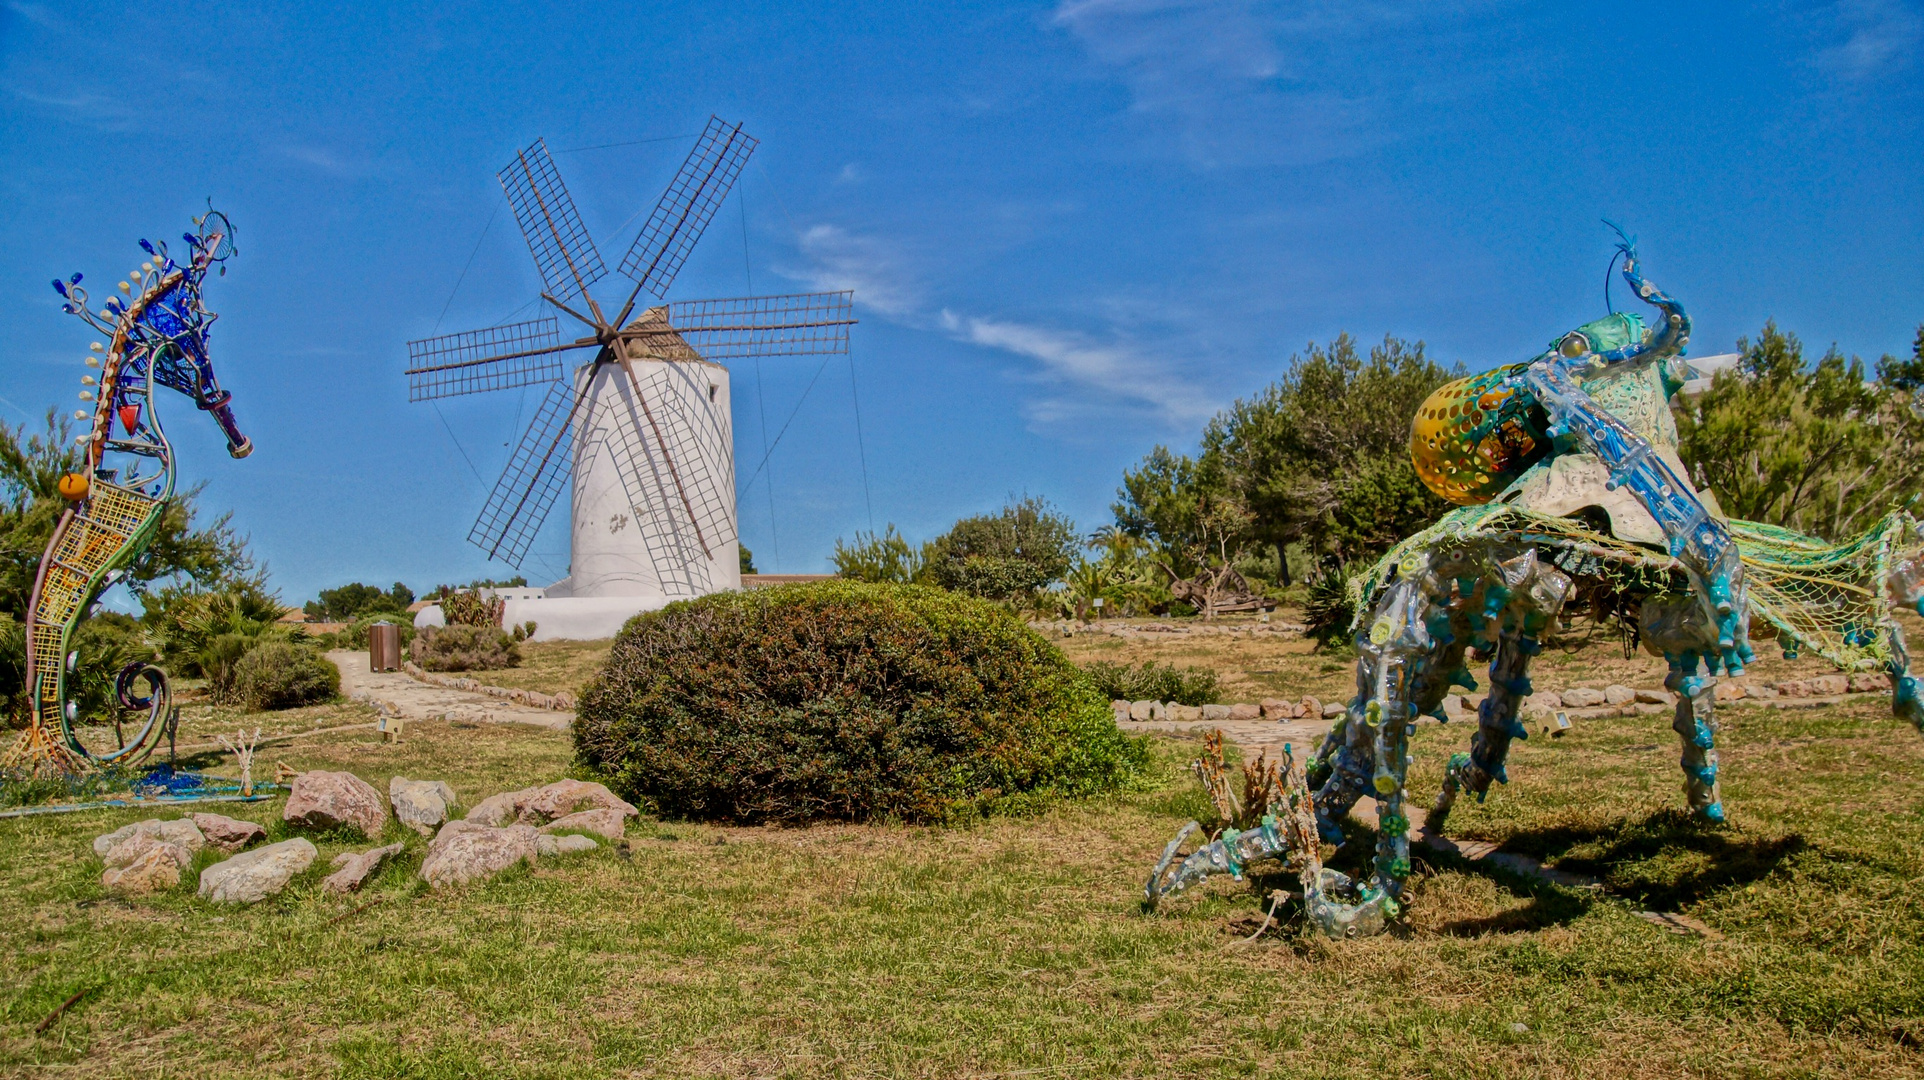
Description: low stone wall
xmin=1034 ymin=619 xmax=1307 ymax=639
xmin=401 ymin=661 xmax=576 ymax=711
xmin=1113 ymin=672 xmax=1897 ymax=727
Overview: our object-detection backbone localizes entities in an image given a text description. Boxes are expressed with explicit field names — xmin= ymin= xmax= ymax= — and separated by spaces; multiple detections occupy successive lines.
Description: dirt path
xmin=328 ymin=651 xmax=572 ymax=732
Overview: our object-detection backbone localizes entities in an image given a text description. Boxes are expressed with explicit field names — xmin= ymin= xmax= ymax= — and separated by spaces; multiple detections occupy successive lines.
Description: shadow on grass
xmin=1496 ymin=808 xmax=1806 ymax=911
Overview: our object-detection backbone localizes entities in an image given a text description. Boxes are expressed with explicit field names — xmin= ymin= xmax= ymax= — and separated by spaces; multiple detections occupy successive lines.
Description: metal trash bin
xmin=368 ymin=621 xmax=401 ymax=672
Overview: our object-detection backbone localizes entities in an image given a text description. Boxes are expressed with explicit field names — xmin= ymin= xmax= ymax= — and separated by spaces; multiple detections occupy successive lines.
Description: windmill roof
xmin=625 ymin=306 xmax=704 ymax=362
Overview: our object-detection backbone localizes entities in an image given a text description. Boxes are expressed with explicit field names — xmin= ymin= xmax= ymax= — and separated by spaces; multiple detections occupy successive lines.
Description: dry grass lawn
xmin=3 ymin=612 xmax=1921 ymax=1077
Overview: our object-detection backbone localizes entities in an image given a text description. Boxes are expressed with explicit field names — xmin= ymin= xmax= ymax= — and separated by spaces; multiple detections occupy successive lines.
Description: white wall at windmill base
xmin=508 ymin=356 xmax=738 ymax=640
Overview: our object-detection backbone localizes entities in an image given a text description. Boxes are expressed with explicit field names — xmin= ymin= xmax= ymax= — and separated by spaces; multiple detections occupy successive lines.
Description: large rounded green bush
xmin=228 ymin=642 xmax=339 ymax=711
xmin=573 ymin=581 xmax=1149 ymax=824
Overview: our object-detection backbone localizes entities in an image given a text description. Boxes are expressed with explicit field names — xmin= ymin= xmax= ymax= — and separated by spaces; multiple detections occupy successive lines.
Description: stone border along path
xmin=328 ymin=651 xmax=571 ymax=732
xmin=1032 ymin=618 xmax=1308 ymax=639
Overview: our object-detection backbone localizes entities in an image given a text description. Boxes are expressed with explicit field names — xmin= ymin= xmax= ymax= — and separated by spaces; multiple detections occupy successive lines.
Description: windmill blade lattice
xmin=619 ymin=116 xmax=758 ymax=297
xmin=468 ymin=379 xmax=582 ymax=567
xmin=406 ymin=317 xmax=566 ymax=401
xmin=667 ymin=291 xmax=854 ymax=359
xmin=499 ymin=138 xmax=607 ymax=305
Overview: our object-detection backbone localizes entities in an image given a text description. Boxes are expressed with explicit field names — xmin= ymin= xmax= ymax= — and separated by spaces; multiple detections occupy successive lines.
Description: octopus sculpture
xmin=3 ymin=209 xmax=250 ymax=776
xmin=1147 ymin=231 xmax=1924 ymax=938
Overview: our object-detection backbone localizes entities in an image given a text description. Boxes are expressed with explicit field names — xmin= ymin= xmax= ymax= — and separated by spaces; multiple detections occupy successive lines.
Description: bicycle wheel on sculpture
xmin=64 ymin=661 xmax=177 ymax=764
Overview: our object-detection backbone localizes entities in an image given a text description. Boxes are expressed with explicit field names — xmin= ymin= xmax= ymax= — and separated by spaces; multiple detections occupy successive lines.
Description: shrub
xmin=228 ymin=642 xmax=338 ymax=711
xmin=411 ymin=624 xmax=520 ymax=672
xmin=1080 ymin=660 xmax=1220 ymax=706
xmin=573 ymin=581 xmax=1149 ymax=825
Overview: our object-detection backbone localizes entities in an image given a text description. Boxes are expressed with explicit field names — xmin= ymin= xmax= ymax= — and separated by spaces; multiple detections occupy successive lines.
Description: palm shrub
xmin=228 ymin=642 xmax=338 ymax=710
xmin=573 ymin=581 xmax=1150 ymax=824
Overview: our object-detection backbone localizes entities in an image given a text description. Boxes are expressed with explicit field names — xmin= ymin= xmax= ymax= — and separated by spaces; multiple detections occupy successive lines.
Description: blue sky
xmin=3 ymin=1 xmax=1920 ymax=604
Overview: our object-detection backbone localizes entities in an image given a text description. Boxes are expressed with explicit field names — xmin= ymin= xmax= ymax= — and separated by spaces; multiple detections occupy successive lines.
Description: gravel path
xmin=327 ymin=651 xmax=572 ymax=732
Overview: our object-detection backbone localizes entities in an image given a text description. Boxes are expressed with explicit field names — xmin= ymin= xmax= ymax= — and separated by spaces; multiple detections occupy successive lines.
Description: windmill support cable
xmin=742 ymin=189 xmax=779 ymax=567
xmin=434 ymin=204 xmax=501 ymax=335
xmin=847 ymin=352 xmax=874 ymax=532
xmin=737 ymin=350 xmax=835 ymax=493
xmin=614 ymin=354 xmax=712 ymax=559
xmin=430 ymin=401 xmax=491 ymax=489
xmin=556 ymin=132 xmax=698 ymax=154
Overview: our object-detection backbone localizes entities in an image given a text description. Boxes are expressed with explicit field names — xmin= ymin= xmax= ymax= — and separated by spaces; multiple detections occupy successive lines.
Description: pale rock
xmin=1443 ymin=694 xmax=1476 ymax=723
xmin=536 ymin=832 xmax=599 ymax=856
xmin=465 ymin=786 xmax=538 ymax=826
xmin=1520 ymin=693 xmax=1561 ymax=720
xmin=322 ymin=842 xmax=405 ymax=895
xmin=1633 ymin=702 xmax=1671 ymax=716
xmin=102 ymin=842 xmax=190 ymax=895
xmin=1128 ymin=700 xmax=1155 ymax=722
xmin=1775 ymin=680 xmax=1810 ymax=698
xmin=1561 ymin=687 xmax=1607 ymax=708
xmin=1148 ymin=701 xmax=1169 ymax=721
xmin=199 ymin=838 xmax=318 ymax=904
xmin=1713 ymin=681 xmax=1746 ymax=702
xmin=102 ymin=831 xmax=193 ymax=870
xmin=1300 ymin=696 xmax=1323 ymax=721
xmin=1201 ymin=704 xmax=1232 ymax=721
xmin=1227 ymin=703 xmax=1261 ymax=721
xmin=1743 ymin=681 xmax=1778 ymax=700
xmin=1323 ymin=701 xmax=1346 ymax=719
xmin=540 ymin=808 xmax=627 ymax=840
xmin=192 ymin=813 xmax=266 ymax=854
xmin=1603 ymin=685 xmax=1637 ymax=706
xmin=1258 ymin=698 xmax=1287 ymax=720
xmin=517 ymin=779 xmax=640 ymax=825
xmin=1172 ymin=703 xmax=1203 ymax=721
xmin=1850 ymin=672 xmax=1892 ymax=693
xmin=93 ymin=818 xmax=204 ymax=858
xmin=389 ymin=777 xmax=458 ymax=836
xmin=1111 ymin=700 xmax=1131 ymax=723
xmin=1809 ymin=675 xmax=1849 ymax=696
xmin=1634 ymin=688 xmax=1676 ymax=706
xmin=421 ymin=820 xmax=540 ymax=888
xmin=284 ymin=770 xmax=387 ymax=839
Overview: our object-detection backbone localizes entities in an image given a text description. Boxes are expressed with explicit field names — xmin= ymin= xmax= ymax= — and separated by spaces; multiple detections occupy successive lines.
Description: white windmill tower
xmin=405 ymin=117 xmax=855 ymax=638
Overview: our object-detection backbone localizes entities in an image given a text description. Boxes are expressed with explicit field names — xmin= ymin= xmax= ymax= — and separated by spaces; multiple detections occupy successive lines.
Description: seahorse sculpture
xmin=3 ymin=209 xmax=251 ymax=776
xmin=1146 ymin=228 xmax=1924 ymax=938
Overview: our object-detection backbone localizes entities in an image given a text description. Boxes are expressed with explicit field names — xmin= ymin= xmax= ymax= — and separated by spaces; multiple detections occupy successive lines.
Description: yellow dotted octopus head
xmin=1409 ymin=362 xmax=1551 ymax=505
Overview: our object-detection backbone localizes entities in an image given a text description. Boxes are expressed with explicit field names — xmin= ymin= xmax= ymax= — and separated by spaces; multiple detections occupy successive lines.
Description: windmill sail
xmin=468 ymin=379 xmax=582 ymax=567
xmin=405 ymin=317 xmax=569 ymax=401
xmin=619 ymin=116 xmax=758 ymax=297
xmin=500 ymin=138 xmax=607 ymax=305
xmin=665 ymin=291 xmax=855 ymax=359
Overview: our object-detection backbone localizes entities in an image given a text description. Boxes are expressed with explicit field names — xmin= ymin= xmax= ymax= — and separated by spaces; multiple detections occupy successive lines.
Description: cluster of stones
xmin=400 ymin=661 xmax=576 ymax=710
xmin=1114 ymin=696 xmax=1338 ymax=723
xmin=1111 ymin=672 xmax=1897 ymax=729
xmin=1504 ymin=672 xmax=1896 ymax=721
xmin=1035 ymin=619 xmax=1308 ymax=639
xmin=91 ymin=771 xmax=633 ymax=903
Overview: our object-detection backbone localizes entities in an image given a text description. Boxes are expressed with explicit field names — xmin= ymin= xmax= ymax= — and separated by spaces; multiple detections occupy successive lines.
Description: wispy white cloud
xmin=276 ymin=143 xmax=379 ymax=178
xmin=941 ymin=310 xmax=1217 ymax=426
xmin=1048 ymin=1 xmax=1511 ymax=166
xmin=781 ymin=224 xmax=924 ymax=318
xmin=1809 ymin=0 xmax=1921 ymax=79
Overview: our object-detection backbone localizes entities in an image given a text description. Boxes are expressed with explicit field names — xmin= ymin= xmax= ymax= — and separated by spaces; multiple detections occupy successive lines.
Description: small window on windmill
xmin=708 ymin=384 xmax=717 ymax=402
